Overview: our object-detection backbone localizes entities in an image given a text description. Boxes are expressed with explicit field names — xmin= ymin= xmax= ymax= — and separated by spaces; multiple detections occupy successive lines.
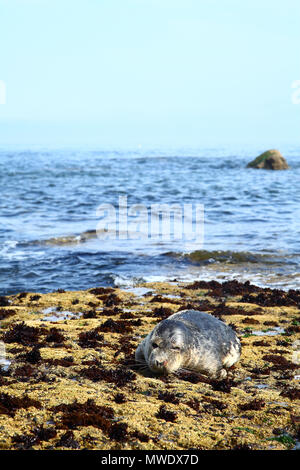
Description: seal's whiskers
xmin=126 ymin=359 xmax=149 ymax=371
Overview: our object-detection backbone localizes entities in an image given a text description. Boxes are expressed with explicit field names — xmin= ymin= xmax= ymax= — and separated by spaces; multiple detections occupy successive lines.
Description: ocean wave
xmin=110 ymin=274 xmax=145 ymax=288
xmin=164 ymin=249 xmax=284 ymax=265
xmin=0 ymin=240 xmax=48 ymax=261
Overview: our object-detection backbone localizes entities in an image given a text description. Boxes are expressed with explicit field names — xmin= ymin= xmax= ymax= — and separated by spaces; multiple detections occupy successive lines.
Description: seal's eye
xmin=172 ymin=346 xmax=181 ymax=351
xmin=152 ymin=342 xmax=159 ymax=349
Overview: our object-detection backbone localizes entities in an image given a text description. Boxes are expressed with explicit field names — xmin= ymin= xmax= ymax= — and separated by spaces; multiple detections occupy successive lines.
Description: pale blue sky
xmin=0 ymin=0 xmax=299 ymax=148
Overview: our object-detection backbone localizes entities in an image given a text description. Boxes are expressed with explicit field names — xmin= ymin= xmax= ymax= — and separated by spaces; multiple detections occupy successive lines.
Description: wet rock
xmin=247 ymin=150 xmax=289 ymax=170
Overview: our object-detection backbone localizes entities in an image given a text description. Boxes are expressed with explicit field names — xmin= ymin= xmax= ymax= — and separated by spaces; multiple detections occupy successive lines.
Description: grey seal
xmin=135 ymin=310 xmax=241 ymax=379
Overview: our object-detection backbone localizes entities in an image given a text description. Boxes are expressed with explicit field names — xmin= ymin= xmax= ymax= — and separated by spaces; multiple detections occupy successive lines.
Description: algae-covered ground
xmin=0 ymin=280 xmax=299 ymax=450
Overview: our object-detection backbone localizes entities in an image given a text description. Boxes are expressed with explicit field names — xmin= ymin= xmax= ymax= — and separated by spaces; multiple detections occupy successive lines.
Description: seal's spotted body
xmin=135 ymin=310 xmax=241 ymax=379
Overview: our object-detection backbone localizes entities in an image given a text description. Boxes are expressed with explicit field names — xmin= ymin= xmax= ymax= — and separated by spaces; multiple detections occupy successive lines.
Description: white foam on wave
xmin=111 ymin=274 xmax=145 ymax=288
xmin=3 ymin=240 xmax=18 ymax=249
xmin=124 ymin=287 xmax=153 ymax=296
xmin=0 ymin=240 xmax=45 ymax=261
xmin=111 ymin=264 xmax=300 ymax=292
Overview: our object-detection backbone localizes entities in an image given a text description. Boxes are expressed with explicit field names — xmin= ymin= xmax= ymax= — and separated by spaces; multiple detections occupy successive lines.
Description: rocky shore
xmin=0 ymin=280 xmax=299 ymax=450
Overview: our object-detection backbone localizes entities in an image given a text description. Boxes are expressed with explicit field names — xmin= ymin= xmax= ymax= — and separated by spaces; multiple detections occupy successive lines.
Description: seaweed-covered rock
xmin=1 ymin=282 xmax=299 ymax=450
xmin=247 ymin=150 xmax=289 ymax=170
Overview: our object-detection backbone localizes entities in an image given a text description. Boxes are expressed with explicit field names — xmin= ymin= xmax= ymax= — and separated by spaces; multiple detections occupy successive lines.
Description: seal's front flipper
xmin=214 ymin=368 xmax=227 ymax=380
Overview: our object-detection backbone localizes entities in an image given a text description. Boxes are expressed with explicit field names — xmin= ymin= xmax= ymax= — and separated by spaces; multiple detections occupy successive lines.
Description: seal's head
xmin=145 ymin=319 xmax=190 ymax=375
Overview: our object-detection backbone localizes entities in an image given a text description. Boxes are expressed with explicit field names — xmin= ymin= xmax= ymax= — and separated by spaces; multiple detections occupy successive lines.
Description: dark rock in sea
xmin=247 ymin=150 xmax=289 ymax=170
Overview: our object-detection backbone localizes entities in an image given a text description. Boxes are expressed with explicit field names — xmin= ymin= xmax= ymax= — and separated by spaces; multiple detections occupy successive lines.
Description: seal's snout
xmin=155 ymin=359 xmax=168 ymax=368
xmin=148 ymin=356 xmax=170 ymax=375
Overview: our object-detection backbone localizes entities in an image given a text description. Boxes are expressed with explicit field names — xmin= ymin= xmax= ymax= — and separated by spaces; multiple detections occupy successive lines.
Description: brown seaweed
xmin=80 ymin=365 xmax=136 ymax=386
xmin=158 ymin=391 xmax=180 ymax=405
xmin=0 ymin=392 xmax=42 ymax=417
xmin=0 ymin=308 xmax=16 ymax=320
xmin=262 ymin=354 xmax=298 ymax=371
xmin=155 ymin=405 xmax=177 ymax=422
xmin=2 ymin=322 xmax=45 ymax=345
xmin=45 ymin=327 xmax=66 ymax=344
xmin=78 ymin=327 xmax=104 ymax=348
xmin=150 ymin=295 xmax=180 ymax=305
xmin=280 ymin=387 xmax=300 ymax=400
xmin=151 ymin=306 xmax=174 ymax=320
xmin=0 ymin=296 xmax=10 ymax=307
xmin=114 ymin=393 xmax=126 ymax=404
xmin=52 ymin=399 xmax=114 ymax=430
xmin=12 ymin=425 xmax=57 ymax=449
xmin=241 ymin=288 xmax=300 ymax=307
xmin=130 ymin=429 xmax=150 ymax=442
xmin=55 ymin=431 xmax=80 ymax=449
xmin=44 ymin=356 xmax=74 ymax=367
xmin=52 ymin=399 xmax=131 ymax=443
xmin=23 ymin=346 xmax=42 ymax=364
xmin=98 ymin=319 xmax=133 ymax=334
xmin=185 ymin=280 xmax=261 ymax=297
xmin=108 ymin=422 xmax=128 ymax=442
xmin=29 ymin=295 xmax=41 ymax=302
xmin=89 ymin=287 xmax=115 ymax=296
xmin=103 ymin=293 xmax=121 ymax=307
xmin=239 ymin=398 xmax=265 ymax=411
xmin=13 ymin=364 xmax=35 ymax=381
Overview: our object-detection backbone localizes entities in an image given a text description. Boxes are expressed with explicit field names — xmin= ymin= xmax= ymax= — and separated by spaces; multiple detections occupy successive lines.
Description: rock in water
xmin=247 ymin=150 xmax=289 ymax=170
